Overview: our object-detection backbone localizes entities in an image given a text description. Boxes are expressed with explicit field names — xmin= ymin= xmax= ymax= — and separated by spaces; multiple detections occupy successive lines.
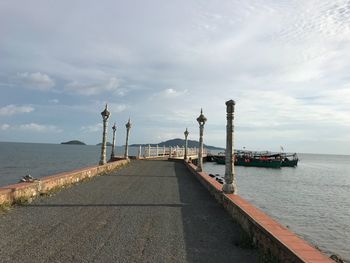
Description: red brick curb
xmin=184 ymin=161 xmax=333 ymax=263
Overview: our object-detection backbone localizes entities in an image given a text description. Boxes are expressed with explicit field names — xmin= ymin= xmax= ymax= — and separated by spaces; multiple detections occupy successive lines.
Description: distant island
xmin=96 ymin=142 xmax=113 ymax=146
xmin=130 ymin=138 xmax=224 ymax=150
xmin=61 ymin=140 xmax=86 ymax=145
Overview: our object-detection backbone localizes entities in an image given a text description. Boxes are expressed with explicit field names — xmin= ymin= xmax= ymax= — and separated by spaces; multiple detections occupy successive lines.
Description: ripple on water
xmin=204 ymin=153 xmax=350 ymax=262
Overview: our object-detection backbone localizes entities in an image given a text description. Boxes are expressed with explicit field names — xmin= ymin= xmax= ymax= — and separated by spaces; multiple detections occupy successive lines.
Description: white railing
xmin=138 ymin=145 xmax=207 ymax=158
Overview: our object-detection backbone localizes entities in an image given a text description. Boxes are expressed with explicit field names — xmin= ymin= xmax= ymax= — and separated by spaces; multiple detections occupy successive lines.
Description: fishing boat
xmin=236 ymin=151 xmax=282 ymax=168
xmin=213 ymin=154 xmax=225 ymax=164
xmin=212 ymin=150 xmax=298 ymax=168
xmin=213 ymin=151 xmax=282 ymax=168
xmin=235 ymin=155 xmax=282 ymax=168
xmin=281 ymin=153 xmax=299 ymax=167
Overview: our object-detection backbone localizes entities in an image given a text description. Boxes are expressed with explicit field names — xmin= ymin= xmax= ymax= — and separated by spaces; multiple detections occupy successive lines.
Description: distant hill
xmin=96 ymin=142 xmax=113 ymax=146
xmin=61 ymin=140 xmax=86 ymax=145
xmin=130 ymin=138 xmax=224 ymax=150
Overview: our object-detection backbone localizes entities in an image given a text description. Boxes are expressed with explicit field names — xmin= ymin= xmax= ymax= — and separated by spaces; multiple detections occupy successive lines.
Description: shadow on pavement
xmin=173 ymin=161 xmax=258 ymax=263
xmin=28 ymin=203 xmax=184 ymax=208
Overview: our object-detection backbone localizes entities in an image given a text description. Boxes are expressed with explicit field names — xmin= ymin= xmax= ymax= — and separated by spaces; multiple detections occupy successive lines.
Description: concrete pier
xmin=0 ymin=160 xmax=258 ymax=263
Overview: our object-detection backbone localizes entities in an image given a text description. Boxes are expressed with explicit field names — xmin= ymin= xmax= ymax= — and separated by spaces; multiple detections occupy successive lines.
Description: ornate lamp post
xmin=99 ymin=104 xmax=110 ymax=165
xmin=196 ymin=109 xmax=207 ymax=172
xmin=110 ymin=123 xmax=117 ymax=159
xmin=184 ymin=128 xmax=189 ymax=160
xmin=124 ymin=118 xmax=131 ymax=159
xmin=223 ymin=100 xmax=237 ymax=194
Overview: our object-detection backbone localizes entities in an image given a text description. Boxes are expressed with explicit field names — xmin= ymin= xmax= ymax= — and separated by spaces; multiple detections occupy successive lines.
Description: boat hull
xmin=214 ymin=156 xmax=282 ymax=168
xmin=282 ymin=159 xmax=298 ymax=167
xmin=235 ymin=158 xmax=282 ymax=168
xmin=214 ymin=157 xmax=225 ymax=165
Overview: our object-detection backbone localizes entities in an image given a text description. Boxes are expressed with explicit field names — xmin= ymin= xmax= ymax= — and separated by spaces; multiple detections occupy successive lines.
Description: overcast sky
xmin=1 ymin=0 xmax=350 ymax=154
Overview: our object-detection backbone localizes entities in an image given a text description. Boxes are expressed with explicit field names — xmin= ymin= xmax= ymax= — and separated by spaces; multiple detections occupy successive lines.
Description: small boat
xmin=213 ymin=150 xmax=299 ymax=168
xmin=235 ymin=155 xmax=282 ymax=168
xmin=213 ymin=152 xmax=226 ymax=164
xmin=213 ymin=153 xmax=282 ymax=168
xmin=281 ymin=153 xmax=299 ymax=167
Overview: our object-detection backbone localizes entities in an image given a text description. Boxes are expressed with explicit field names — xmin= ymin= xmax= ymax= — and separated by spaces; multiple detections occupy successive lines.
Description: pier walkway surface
xmin=0 ymin=160 xmax=258 ymax=263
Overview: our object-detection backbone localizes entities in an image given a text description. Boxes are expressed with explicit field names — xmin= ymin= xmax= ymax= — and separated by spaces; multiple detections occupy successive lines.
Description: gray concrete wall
xmin=0 ymin=159 xmax=129 ymax=206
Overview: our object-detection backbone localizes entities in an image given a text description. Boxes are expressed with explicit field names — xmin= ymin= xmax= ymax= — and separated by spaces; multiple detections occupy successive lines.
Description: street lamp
xmin=111 ymin=122 xmax=117 ymax=159
xmin=196 ymin=109 xmax=207 ymax=172
xmin=223 ymin=100 xmax=237 ymax=194
xmin=99 ymin=104 xmax=110 ymax=165
xmin=184 ymin=128 xmax=189 ymax=160
xmin=124 ymin=118 xmax=131 ymax=159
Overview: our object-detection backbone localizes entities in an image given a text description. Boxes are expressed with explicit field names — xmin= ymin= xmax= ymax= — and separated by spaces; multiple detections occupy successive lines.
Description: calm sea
xmin=0 ymin=142 xmax=349 ymax=261
xmin=0 ymin=142 xmax=138 ymax=186
xmin=204 ymin=154 xmax=350 ymax=262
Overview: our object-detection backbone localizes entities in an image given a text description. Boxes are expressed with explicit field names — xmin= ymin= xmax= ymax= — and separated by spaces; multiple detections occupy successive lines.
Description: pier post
xmin=156 ymin=145 xmax=159 ymax=156
xmin=124 ymin=118 xmax=131 ymax=159
xmin=223 ymin=100 xmax=237 ymax=194
xmin=163 ymin=145 xmax=166 ymax=156
xmin=138 ymin=145 xmax=142 ymax=159
xmin=111 ymin=122 xmax=117 ymax=159
xmin=99 ymin=104 xmax=110 ymax=165
xmin=169 ymin=146 xmax=172 ymax=157
xmin=184 ymin=128 xmax=189 ymax=160
xmin=196 ymin=109 xmax=207 ymax=172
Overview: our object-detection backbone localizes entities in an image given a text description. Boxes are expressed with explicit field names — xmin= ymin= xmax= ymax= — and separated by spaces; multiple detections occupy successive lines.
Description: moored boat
xmin=281 ymin=153 xmax=299 ymax=167
xmin=213 ymin=155 xmax=225 ymax=164
xmin=235 ymin=156 xmax=282 ymax=168
xmin=212 ymin=150 xmax=298 ymax=168
xmin=213 ymin=153 xmax=282 ymax=168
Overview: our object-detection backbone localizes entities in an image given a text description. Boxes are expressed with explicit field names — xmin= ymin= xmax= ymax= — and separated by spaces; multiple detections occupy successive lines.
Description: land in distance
xmin=130 ymin=138 xmax=224 ymax=150
xmin=61 ymin=140 xmax=86 ymax=145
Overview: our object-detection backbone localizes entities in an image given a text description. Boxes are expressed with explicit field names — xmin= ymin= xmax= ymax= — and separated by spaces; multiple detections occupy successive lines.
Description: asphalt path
xmin=0 ymin=160 xmax=258 ymax=262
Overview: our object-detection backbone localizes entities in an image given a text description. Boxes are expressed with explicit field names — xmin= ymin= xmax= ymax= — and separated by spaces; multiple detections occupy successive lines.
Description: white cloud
xmin=0 ymin=123 xmax=10 ymax=130
xmin=80 ymin=123 xmax=102 ymax=133
xmin=152 ymin=88 xmax=188 ymax=99
xmin=48 ymin=99 xmax=59 ymax=104
xmin=0 ymin=122 xmax=62 ymax=133
xmin=1 ymin=1 xmax=350 ymax=153
xmin=65 ymin=77 xmax=120 ymax=96
xmin=235 ymin=89 xmax=350 ymax=140
xmin=108 ymin=103 xmax=127 ymax=114
xmin=0 ymin=104 xmax=34 ymax=116
xmin=16 ymin=72 xmax=55 ymax=91
xmin=18 ymin=123 xmax=62 ymax=133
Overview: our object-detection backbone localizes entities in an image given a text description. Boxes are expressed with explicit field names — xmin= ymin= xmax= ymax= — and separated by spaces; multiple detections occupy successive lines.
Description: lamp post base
xmin=222 ymin=183 xmax=236 ymax=194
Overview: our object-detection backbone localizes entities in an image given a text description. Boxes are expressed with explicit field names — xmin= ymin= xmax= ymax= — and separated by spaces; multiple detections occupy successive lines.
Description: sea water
xmin=204 ymin=154 xmax=350 ymax=261
xmin=0 ymin=142 xmax=138 ymax=186
xmin=0 ymin=142 xmax=349 ymax=261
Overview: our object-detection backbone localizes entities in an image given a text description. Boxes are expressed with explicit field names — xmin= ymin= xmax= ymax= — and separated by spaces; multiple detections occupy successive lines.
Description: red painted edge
xmin=186 ymin=162 xmax=223 ymax=191
xmin=183 ymin=160 xmax=333 ymax=263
